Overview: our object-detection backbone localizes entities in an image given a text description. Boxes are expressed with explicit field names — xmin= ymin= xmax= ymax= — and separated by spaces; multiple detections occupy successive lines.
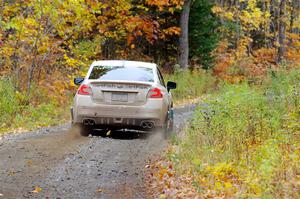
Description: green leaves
xmin=169 ymin=69 xmax=300 ymax=198
xmin=189 ymin=0 xmax=220 ymax=69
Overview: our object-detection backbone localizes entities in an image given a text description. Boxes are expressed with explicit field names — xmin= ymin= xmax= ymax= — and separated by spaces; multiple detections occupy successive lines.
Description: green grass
xmin=0 ymin=79 xmax=70 ymax=135
xmin=170 ymin=69 xmax=300 ymax=198
xmin=165 ymin=69 xmax=216 ymax=105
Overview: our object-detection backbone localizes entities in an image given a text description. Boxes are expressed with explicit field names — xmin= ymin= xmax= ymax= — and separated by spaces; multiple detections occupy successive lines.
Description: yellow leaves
xmin=206 ymin=162 xmax=238 ymax=182
xmin=168 ymin=7 xmax=175 ymax=14
xmin=224 ymin=12 xmax=234 ymax=21
xmin=69 ymin=79 xmax=76 ymax=88
xmin=224 ymin=182 xmax=233 ymax=189
xmin=24 ymin=18 xmax=38 ymax=28
xmin=211 ymin=6 xmax=223 ymax=14
xmin=293 ymin=17 xmax=300 ymax=29
xmin=240 ymin=9 xmax=263 ymax=30
xmin=192 ymin=157 xmax=201 ymax=166
xmin=63 ymin=54 xmax=82 ymax=68
xmin=145 ymin=0 xmax=183 ymax=11
xmin=31 ymin=186 xmax=42 ymax=193
xmin=264 ymin=11 xmax=271 ymax=19
xmin=274 ymin=41 xmax=281 ymax=47
xmin=163 ymin=27 xmax=181 ymax=36
xmin=247 ymin=0 xmax=258 ymax=11
xmin=214 ymin=0 xmax=267 ymax=32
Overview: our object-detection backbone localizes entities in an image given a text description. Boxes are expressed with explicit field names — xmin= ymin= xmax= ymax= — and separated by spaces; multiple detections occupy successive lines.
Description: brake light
xmin=148 ymin=88 xmax=163 ymax=98
xmin=78 ymin=84 xmax=91 ymax=95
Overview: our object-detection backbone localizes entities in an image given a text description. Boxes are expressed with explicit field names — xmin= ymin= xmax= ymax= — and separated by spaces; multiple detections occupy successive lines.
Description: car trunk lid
xmin=89 ymin=80 xmax=152 ymax=105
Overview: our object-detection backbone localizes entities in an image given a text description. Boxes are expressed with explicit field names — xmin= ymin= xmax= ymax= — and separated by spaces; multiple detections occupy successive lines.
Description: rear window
xmin=89 ymin=66 xmax=154 ymax=82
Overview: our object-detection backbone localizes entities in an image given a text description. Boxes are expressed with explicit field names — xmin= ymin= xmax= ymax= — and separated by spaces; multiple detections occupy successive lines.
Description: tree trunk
xmin=277 ymin=0 xmax=286 ymax=63
xmin=290 ymin=0 xmax=300 ymax=33
xmin=179 ymin=0 xmax=191 ymax=69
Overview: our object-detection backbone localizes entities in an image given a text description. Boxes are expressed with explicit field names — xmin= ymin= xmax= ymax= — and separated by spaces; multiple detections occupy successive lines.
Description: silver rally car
xmin=71 ymin=60 xmax=176 ymax=136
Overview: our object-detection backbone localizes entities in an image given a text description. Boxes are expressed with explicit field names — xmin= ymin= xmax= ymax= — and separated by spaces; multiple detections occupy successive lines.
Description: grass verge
xmin=0 ymin=80 xmax=71 ymax=135
xmin=148 ymin=69 xmax=300 ymax=198
xmin=165 ymin=69 xmax=216 ymax=106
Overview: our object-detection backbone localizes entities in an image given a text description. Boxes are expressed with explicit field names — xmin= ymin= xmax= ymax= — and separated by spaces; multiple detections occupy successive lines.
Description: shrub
xmin=174 ymin=69 xmax=300 ymax=198
xmin=0 ymin=79 xmax=70 ymax=134
xmin=0 ymin=79 xmax=20 ymax=127
xmin=165 ymin=69 xmax=216 ymax=104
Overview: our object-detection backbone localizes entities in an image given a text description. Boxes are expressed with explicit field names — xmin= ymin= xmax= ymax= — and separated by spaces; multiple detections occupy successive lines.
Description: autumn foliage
xmin=0 ymin=0 xmax=183 ymax=102
xmin=212 ymin=0 xmax=300 ymax=81
xmin=148 ymin=70 xmax=300 ymax=198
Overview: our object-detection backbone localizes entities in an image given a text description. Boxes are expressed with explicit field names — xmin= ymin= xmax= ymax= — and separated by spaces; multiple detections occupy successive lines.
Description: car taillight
xmin=78 ymin=84 xmax=92 ymax=95
xmin=148 ymin=88 xmax=163 ymax=98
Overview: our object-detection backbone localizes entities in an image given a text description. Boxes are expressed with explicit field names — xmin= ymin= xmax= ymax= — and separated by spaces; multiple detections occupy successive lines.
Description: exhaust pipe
xmin=83 ymin=119 xmax=95 ymax=126
xmin=141 ymin=121 xmax=154 ymax=129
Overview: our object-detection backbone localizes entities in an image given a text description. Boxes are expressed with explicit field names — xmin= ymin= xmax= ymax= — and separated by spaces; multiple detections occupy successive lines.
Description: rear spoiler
xmin=89 ymin=80 xmax=153 ymax=87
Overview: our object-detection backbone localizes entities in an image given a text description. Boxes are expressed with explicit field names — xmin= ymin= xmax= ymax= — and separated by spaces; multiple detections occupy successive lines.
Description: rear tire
xmin=164 ymin=108 xmax=174 ymax=139
xmin=161 ymin=116 xmax=173 ymax=140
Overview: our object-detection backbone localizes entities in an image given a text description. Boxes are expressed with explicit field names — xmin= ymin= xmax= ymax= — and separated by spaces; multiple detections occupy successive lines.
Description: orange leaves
xmin=146 ymin=0 xmax=183 ymax=11
xmin=126 ymin=17 xmax=160 ymax=45
xmin=96 ymin=188 xmax=104 ymax=193
xmin=163 ymin=27 xmax=181 ymax=36
xmin=146 ymin=158 xmax=200 ymax=198
xmin=253 ymin=48 xmax=276 ymax=64
xmin=212 ymin=40 xmax=234 ymax=77
xmin=213 ymin=40 xmax=281 ymax=81
xmin=286 ymin=33 xmax=300 ymax=64
xmin=31 ymin=186 xmax=42 ymax=193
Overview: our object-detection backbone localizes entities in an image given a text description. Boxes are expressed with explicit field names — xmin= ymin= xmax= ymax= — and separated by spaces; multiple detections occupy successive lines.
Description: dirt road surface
xmin=0 ymin=105 xmax=195 ymax=199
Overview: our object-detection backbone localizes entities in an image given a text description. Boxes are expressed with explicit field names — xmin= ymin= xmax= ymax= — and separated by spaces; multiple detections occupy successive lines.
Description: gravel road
xmin=0 ymin=105 xmax=195 ymax=199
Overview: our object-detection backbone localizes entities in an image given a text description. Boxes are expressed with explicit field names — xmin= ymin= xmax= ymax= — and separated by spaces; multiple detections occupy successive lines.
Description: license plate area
xmin=111 ymin=93 xmax=128 ymax=102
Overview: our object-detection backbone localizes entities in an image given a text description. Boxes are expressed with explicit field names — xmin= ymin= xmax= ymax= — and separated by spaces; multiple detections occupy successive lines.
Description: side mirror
xmin=167 ymin=81 xmax=177 ymax=92
xmin=74 ymin=77 xmax=84 ymax=85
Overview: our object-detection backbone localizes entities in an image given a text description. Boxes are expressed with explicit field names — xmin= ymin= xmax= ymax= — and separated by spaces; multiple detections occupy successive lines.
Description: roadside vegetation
xmin=165 ymin=70 xmax=216 ymax=105
xmin=148 ymin=68 xmax=300 ymax=198
xmin=0 ymin=79 xmax=70 ymax=134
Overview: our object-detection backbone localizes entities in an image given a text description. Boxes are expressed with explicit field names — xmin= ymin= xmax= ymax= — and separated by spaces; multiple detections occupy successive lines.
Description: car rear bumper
xmin=72 ymin=97 xmax=167 ymax=128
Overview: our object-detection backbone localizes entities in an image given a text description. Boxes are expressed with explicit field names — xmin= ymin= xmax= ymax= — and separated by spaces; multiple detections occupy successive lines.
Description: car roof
xmin=91 ymin=60 xmax=157 ymax=69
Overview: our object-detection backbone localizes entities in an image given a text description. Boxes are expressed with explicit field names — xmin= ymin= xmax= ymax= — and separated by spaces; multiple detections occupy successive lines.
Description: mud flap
xmin=70 ymin=107 xmax=74 ymax=124
xmin=168 ymin=108 xmax=174 ymax=121
xmin=168 ymin=108 xmax=174 ymax=131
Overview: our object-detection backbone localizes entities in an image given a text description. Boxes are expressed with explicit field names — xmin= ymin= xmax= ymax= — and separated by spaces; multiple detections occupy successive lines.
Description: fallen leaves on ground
xmin=146 ymin=157 xmax=201 ymax=199
xmin=31 ymin=186 xmax=42 ymax=193
xmin=26 ymin=160 xmax=33 ymax=166
xmin=96 ymin=188 xmax=104 ymax=193
xmin=8 ymin=170 xmax=16 ymax=176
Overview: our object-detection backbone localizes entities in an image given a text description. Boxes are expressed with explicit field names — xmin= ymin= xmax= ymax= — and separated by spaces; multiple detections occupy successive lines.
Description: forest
xmin=0 ymin=0 xmax=299 ymax=198
xmin=0 ymin=0 xmax=299 ymax=99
